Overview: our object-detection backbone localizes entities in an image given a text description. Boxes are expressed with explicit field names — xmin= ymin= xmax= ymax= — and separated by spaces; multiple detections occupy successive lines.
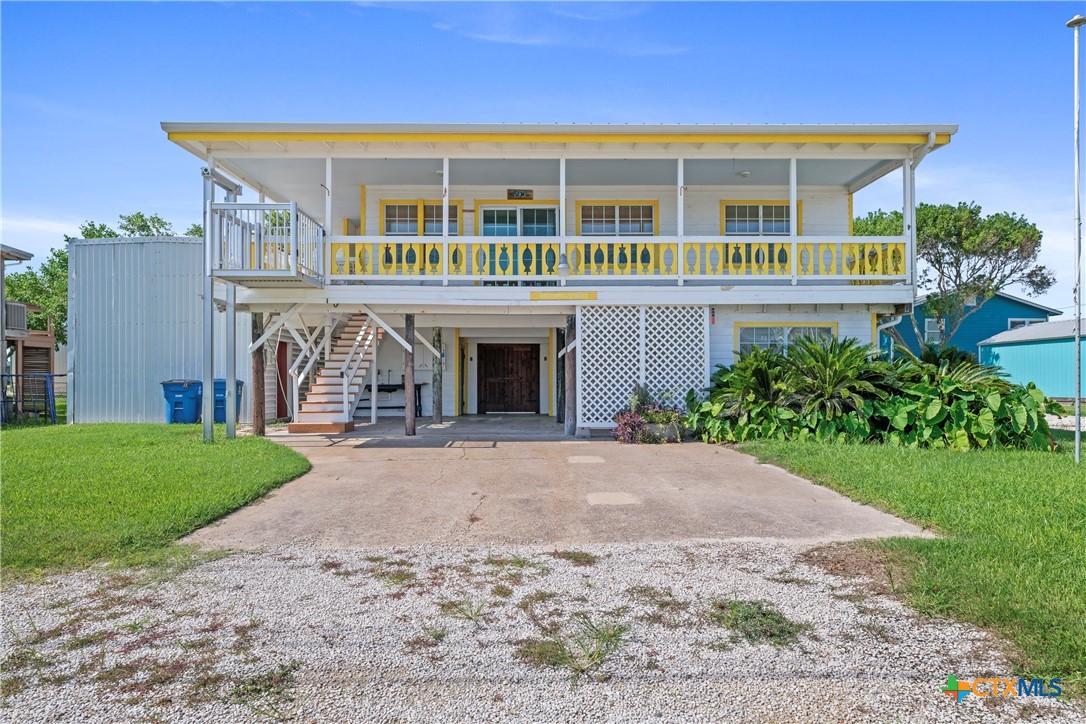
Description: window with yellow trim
xmin=383 ymin=203 xmax=459 ymax=235
xmin=737 ymin=324 xmax=834 ymax=356
xmin=580 ymin=203 xmax=654 ymax=235
xmin=724 ymin=203 xmax=791 ymax=235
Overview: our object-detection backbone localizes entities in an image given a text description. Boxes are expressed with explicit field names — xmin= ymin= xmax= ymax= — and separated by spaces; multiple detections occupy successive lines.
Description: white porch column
xmin=677 ymin=157 xmax=685 ymax=236
xmin=789 ymin=157 xmax=798 ymax=285
xmin=442 ymin=157 xmax=450 ymax=285
xmin=903 ymin=159 xmax=915 ymax=286
xmin=325 ymin=157 xmax=333 ymax=278
xmin=559 ymin=157 xmax=567 ymax=286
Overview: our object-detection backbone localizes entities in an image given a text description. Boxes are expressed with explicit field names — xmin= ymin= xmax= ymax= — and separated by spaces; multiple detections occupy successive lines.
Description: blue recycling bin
xmin=161 ymin=380 xmax=202 ymax=424
xmin=213 ymin=379 xmax=244 ymax=423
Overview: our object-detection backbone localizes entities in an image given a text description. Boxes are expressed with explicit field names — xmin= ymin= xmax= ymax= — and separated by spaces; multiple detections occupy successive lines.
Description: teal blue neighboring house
xmin=880 ymin=291 xmax=1061 ymax=358
xmin=979 ymin=319 xmax=1085 ymax=400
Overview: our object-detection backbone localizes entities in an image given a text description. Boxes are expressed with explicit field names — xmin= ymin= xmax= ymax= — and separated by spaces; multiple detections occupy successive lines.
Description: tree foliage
xmin=117 ymin=212 xmax=174 ymax=237
xmin=184 ymin=223 xmax=203 ymax=237
xmin=854 ymin=202 xmax=1054 ymax=346
xmin=4 ymin=247 xmax=69 ymax=345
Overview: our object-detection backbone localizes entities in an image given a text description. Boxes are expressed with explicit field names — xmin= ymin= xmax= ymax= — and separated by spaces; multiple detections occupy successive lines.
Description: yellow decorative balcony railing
xmin=325 ymin=235 xmax=908 ymax=284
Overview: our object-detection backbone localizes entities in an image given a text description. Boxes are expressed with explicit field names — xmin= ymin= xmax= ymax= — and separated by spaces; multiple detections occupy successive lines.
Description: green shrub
xmin=683 ymin=337 xmax=1064 ymax=451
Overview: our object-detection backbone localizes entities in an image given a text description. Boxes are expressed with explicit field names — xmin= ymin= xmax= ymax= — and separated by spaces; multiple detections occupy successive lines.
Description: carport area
xmin=188 ymin=418 xmax=925 ymax=549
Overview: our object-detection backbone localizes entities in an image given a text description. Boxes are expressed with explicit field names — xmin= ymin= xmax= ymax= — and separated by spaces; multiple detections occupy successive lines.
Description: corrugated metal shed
xmin=978 ymin=319 xmax=1085 ymax=400
xmin=68 ymin=237 xmax=257 ymax=423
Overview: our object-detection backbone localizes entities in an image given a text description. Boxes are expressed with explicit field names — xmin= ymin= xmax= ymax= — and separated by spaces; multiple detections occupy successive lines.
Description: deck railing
xmin=326 ymin=235 xmax=908 ymax=284
xmin=210 ymin=202 xmax=324 ymax=282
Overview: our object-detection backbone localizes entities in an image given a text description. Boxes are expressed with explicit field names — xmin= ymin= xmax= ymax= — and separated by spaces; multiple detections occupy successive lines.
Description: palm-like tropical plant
xmin=783 ymin=337 xmax=889 ymax=419
xmin=708 ymin=347 xmax=787 ymax=417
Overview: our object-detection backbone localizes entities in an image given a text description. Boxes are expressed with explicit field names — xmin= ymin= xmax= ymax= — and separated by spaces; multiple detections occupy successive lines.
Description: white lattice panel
xmin=644 ymin=305 xmax=708 ymax=404
xmin=577 ymin=305 xmax=708 ymax=427
xmin=578 ymin=305 xmax=641 ymax=426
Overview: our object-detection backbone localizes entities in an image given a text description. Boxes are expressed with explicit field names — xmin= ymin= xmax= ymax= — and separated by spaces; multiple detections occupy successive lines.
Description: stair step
xmin=293 ymin=411 xmax=350 ymax=423
xmin=300 ymin=401 xmax=347 ymax=412
xmin=304 ymin=392 xmax=363 ymax=403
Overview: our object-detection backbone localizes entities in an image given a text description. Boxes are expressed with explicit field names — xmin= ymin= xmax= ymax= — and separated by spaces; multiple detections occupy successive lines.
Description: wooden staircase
xmin=287 ymin=313 xmax=382 ymax=433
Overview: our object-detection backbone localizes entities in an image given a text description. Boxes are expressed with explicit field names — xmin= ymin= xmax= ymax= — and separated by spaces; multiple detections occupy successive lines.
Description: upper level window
xmin=722 ymin=202 xmax=799 ymax=236
xmin=578 ymin=202 xmax=655 ymax=235
xmin=382 ymin=201 xmax=460 ymax=236
xmin=737 ymin=324 xmax=834 ymax=357
xmin=923 ymin=318 xmax=943 ymax=344
xmin=480 ymin=206 xmax=557 ymax=236
xmin=1008 ymin=318 xmax=1046 ymax=331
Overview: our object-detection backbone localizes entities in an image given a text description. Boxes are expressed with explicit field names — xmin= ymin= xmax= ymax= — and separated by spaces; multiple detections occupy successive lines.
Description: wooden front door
xmin=477 ymin=344 xmax=540 ymax=413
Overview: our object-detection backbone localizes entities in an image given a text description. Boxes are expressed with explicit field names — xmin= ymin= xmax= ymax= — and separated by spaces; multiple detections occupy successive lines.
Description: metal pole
xmin=404 ymin=314 xmax=416 ymax=436
xmin=564 ymin=314 xmax=576 ymax=436
xmin=225 ymin=282 xmax=237 ymax=439
xmin=201 ymin=168 xmax=215 ymax=442
xmin=1071 ymin=15 xmax=1086 ymax=464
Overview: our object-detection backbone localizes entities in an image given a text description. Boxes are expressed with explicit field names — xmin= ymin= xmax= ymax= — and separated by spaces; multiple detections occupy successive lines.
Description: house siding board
xmin=980 ymin=337 xmax=1086 ymax=399
xmin=69 ymin=237 xmax=264 ymax=424
xmin=360 ymin=184 xmax=849 ymax=237
xmin=884 ymin=295 xmax=1057 ymax=356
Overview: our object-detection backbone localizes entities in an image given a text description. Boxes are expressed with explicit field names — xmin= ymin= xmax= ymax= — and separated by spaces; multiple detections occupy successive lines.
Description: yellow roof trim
xmin=169 ymin=131 xmax=953 ymax=146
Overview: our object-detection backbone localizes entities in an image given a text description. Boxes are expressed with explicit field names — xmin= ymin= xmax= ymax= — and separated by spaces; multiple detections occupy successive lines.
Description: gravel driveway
xmin=3 ymin=542 xmax=1081 ymax=723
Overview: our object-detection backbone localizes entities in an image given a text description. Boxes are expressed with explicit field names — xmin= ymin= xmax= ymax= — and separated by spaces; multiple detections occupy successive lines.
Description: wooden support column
xmin=404 ymin=314 xmax=416 ymax=436
xmin=556 ymin=327 xmax=566 ymax=424
xmin=251 ymin=313 xmax=266 ymax=437
xmin=564 ymin=314 xmax=576 ymax=436
xmin=432 ymin=327 xmax=443 ymax=424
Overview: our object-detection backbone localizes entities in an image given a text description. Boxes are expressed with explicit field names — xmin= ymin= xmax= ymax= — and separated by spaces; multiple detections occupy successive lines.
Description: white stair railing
xmin=340 ymin=321 xmax=379 ymax=423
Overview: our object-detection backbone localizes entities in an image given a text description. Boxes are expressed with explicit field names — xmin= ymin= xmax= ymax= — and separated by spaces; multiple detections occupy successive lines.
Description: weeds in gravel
xmin=516 ymin=591 xmax=563 ymax=634
xmin=707 ymin=599 xmax=808 ymax=647
xmin=229 ymin=660 xmax=301 ymax=721
xmin=485 ymin=554 xmax=550 ymax=573
xmin=439 ymin=598 xmax=488 ymax=624
xmin=406 ymin=627 xmax=447 ymax=653
xmin=626 ymin=585 xmax=688 ymax=626
xmin=1 ymin=676 xmax=27 ymax=698
xmin=515 ymin=614 xmax=630 ymax=682
xmin=550 ymin=551 xmax=599 ymax=567
xmin=491 ymin=583 xmax=514 ymax=599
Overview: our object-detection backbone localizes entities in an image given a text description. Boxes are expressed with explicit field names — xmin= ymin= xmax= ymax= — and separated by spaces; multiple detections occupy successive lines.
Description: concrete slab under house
xmin=68 ymin=122 xmax=957 ymax=436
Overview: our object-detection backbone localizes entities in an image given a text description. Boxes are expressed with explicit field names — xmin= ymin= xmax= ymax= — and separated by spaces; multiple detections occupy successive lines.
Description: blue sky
xmin=1 ymin=1 xmax=1082 ymax=313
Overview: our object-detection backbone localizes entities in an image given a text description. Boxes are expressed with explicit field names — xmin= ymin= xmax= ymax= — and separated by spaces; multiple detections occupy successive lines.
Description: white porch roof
xmin=164 ymin=122 xmax=956 ymax=219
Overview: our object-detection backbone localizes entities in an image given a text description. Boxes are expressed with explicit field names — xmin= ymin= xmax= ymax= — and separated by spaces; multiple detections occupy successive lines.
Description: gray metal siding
xmin=68 ymin=237 xmax=258 ymax=423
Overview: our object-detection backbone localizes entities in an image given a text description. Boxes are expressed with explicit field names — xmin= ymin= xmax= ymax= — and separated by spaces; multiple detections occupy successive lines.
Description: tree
xmin=184 ymin=223 xmax=203 ymax=237
xmin=5 ymin=247 xmax=69 ymax=345
xmin=117 ymin=212 xmax=173 ymax=237
xmin=854 ymin=202 xmax=1054 ymax=347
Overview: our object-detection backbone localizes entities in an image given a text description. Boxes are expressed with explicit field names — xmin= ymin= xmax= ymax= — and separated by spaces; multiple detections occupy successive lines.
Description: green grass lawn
xmin=739 ymin=431 xmax=1085 ymax=693
xmin=1 ymin=424 xmax=310 ymax=575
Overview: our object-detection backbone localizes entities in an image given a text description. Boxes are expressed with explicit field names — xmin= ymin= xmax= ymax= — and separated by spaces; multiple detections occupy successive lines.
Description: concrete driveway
xmin=188 ymin=417 xmax=925 ymax=549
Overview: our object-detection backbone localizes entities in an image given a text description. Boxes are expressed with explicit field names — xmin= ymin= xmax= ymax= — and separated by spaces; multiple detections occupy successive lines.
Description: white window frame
xmin=923 ymin=317 xmax=943 ymax=344
xmin=479 ymin=204 xmax=559 ymax=237
xmin=1007 ymin=318 xmax=1046 ymax=331
xmin=722 ymin=202 xmax=796 ymax=236
xmin=578 ymin=202 xmax=656 ymax=236
xmin=736 ymin=324 xmax=836 ymax=357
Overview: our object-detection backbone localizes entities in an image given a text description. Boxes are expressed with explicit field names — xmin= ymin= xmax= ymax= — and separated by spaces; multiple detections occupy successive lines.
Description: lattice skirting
xmin=577 ymin=305 xmax=709 ymax=427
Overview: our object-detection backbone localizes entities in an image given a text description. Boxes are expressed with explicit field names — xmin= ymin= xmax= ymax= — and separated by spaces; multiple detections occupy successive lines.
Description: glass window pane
xmin=522 ymin=208 xmax=556 ymax=237
xmin=762 ymin=205 xmax=790 ymax=235
xmin=580 ymin=205 xmax=615 ymax=235
xmin=482 ymin=208 xmax=518 ymax=236
xmin=725 ymin=204 xmax=759 ymax=235
xmin=384 ymin=204 xmax=418 ymax=235
xmin=617 ymin=204 xmax=653 ymax=235
xmin=423 ymin=204 xmax=459 ymax=235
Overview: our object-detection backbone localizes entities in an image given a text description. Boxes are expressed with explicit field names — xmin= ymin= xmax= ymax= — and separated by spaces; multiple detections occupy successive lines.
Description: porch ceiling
xmin=217 ymin=156 xmax=905 ymax=223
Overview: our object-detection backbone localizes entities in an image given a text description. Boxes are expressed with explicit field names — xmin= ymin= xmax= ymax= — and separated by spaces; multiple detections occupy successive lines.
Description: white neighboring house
xmin=153 ymin=122 xmax=955 ymax=433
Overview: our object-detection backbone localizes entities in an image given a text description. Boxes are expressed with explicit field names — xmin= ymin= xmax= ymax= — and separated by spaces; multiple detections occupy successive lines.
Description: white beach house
xmin=160 ymin=122 xmax=955 ymax=434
